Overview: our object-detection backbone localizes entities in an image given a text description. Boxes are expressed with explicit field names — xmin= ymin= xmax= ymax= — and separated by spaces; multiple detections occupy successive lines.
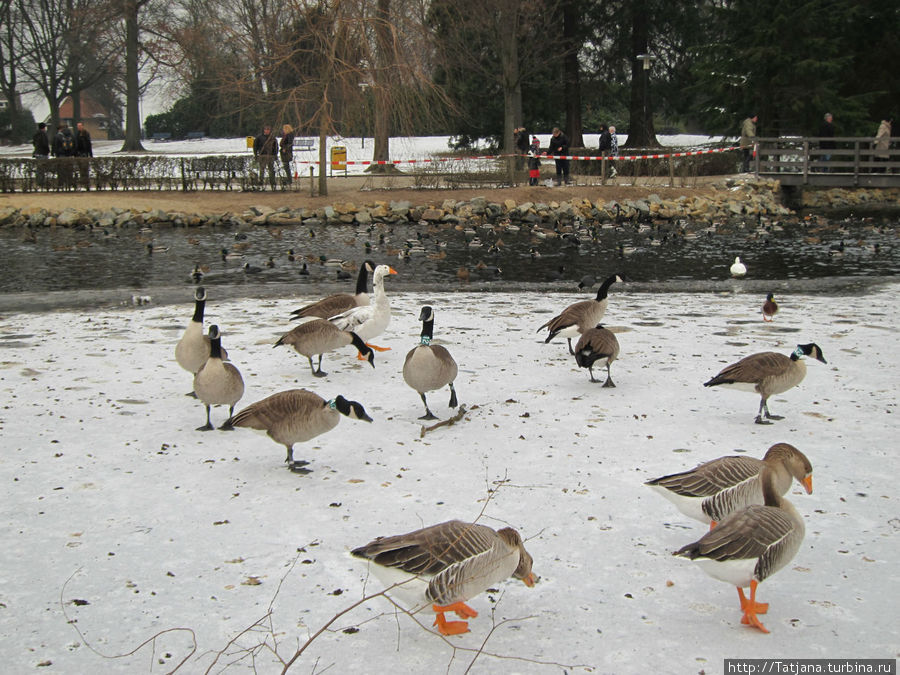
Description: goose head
xmin=764 ymin=443 xmax=813 ymax=494
xmin=497 ymin=527 xmax=537 ymax=587
xmin=796 ymin=342 xmax=826 ymax=364
xmin=373 ymin=264 xmax=398 ymax=282
xmin=194 ymin=287 xmax=207 ymax=302
xmin=418 ymin=305 xmax=435 ymax=322
xmin=333 ymin=395 xmax=374 ymax=422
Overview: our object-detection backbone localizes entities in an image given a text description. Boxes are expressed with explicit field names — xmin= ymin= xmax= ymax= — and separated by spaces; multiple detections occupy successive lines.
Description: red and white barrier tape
xmin=290 ymin=146 xmax=739 ymax=167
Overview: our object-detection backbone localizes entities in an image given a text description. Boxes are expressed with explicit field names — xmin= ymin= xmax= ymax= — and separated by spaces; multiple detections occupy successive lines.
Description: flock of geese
xmin=173 ymin=259 xmax=827 ymax=636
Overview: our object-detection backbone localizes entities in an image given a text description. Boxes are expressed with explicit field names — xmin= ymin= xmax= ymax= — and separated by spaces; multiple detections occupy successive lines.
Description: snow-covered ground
xmin=1 ymin=284 xmax=896 ymax=673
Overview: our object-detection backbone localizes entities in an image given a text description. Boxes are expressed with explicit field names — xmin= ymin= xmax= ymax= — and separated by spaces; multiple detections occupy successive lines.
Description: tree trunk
xmin=498 ymin=0 xmax=520 ymax=155
xmin=318 ymin=122 xmax=328 ymax=196
xmin=120 ymin=0 xmax=145 ymax=151
xmin=371 ymin=0 xmax=391 ymax=164
xmin=562 ymin=0 xmax=583 ymax=147
xmin=624 ymin=0 xmax=659 ymax=148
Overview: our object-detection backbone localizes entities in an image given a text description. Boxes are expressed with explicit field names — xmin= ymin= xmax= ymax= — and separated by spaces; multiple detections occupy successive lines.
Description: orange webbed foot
xmin=432 ymin=609 xmax=470 ymax=635
xmin=433 ymin=601 xmax=478 ymax=619
xmin=366 ymin=342 xmax=391 ymax=352
xmin=737 ymin=582 xmax=770 ymax=632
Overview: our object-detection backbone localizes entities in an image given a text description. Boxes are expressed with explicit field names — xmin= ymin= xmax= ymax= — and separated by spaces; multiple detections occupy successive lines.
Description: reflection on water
xmin=0 ymin=215 xmax=897 ymax=311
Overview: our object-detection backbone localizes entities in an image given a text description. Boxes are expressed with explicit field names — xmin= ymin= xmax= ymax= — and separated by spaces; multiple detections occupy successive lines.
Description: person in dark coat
xmin=548 ymin=127 xmax=570 ymax=185
xmin=75 ymin=121 xmax=93 ymax=189
xmin=32 ymin=123 xmax=50 ymax=158
xmin=528 ymin=136 xmax=542 ymax=186
xmin=514 ymin=126 xmax=529 ymax=172
xmin=253 ymin=124 xmax=278 ymax=189
xmin=32 ymin=122 xmax=51 ymax=190
xmin=817 ymin=112 xmax=835 ymax=171
xmin=597 ymin=124 xmax=612 ymax=154
xmin=280 ymin=124 xmax=295 ymax=187
xmin=52 ymin=124 xmax=76 ymax=190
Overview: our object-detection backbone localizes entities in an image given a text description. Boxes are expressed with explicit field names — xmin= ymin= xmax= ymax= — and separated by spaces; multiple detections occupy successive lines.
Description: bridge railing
xmin=755 ymin=136 xmax=898 ymax=186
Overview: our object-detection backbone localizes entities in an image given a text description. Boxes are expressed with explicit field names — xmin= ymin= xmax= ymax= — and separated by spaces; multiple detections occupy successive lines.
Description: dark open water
xmin=0 ymin=214 xmax=897 ymax=312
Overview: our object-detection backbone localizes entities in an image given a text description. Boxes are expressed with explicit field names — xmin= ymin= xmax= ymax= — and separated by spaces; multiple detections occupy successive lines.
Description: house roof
xmin=58 ymin=93 xmax=110 ymax=119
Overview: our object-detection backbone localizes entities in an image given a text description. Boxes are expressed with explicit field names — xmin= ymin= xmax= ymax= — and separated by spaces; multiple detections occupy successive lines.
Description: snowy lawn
xmin=0 ymin=285 xmax=896 ymax=673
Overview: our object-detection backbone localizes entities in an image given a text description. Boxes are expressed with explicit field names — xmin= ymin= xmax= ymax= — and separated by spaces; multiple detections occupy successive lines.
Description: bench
xmin=186 ymin=131 xmax=206 ymax=140
xmin=151 ymin=132 xmax=172 ymax=141
xmin=293 ymin=138 xmax=315 ymax=150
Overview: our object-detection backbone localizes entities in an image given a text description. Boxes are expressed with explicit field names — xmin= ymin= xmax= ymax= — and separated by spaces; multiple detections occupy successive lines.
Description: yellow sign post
xmin=246 ymin=136 xmax=255 ymax=149
xmin=330 ymin=145 xmax=347 ymax=175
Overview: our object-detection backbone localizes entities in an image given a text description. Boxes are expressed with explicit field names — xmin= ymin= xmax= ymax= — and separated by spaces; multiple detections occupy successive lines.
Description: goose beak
xmin=802 ymin=475 xmax=813 ymax=494
xmin=388 ymin=267 xmax=398 ymax=275
xmin=522 ymin=572 xmax=537 ymax=587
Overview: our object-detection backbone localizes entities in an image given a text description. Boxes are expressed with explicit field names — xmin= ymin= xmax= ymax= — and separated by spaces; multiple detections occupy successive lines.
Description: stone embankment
xmin=1 ymin=181 xmax=896 ymax=230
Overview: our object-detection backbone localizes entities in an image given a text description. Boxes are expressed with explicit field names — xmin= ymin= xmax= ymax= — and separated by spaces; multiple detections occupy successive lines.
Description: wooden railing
xmin=755 ymin=136 xmax=899 ymax=187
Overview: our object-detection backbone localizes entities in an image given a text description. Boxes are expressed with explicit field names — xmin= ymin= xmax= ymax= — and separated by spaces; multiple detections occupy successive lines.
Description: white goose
xmin=646 ymin=443 xmax=812 ymax=528
xmin=329 ymin=264 xmax=397 ymax=354
xmin=673 ymin=462 xmax=808 ymax=633
xmin=351 ymin=520 xmax=536 ymax=635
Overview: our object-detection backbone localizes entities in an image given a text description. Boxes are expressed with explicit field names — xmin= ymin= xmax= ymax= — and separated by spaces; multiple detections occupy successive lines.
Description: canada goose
xmin=762 ymin=293 xmax=778 ymax=322
xmin=703 ymin=343 xmax=827 ymax=424
xmin=193 ymin=325 xmax=244 ymax=431
xmin=730 ymin=256 xmax=747 ymax=277
xmin=403 ymin=306 xmax=459 ymax=419
xmin=226 ymin=389 xmax=372 ymax=472
xmin=351 ymin=520 xmax=537 ymax=635
xmin=336 ymin=268 xmax=352 ymax=280
xmin=275 ymin=318 xmax=375 ymax=377
xmin=646 ymin=442 xmax=812 ymax=528
xmin=537 ymin=273 xmax=624 ymax=354
xmin=573 ymin=325 xmax=620 ymax=386
xmin=298 ymin=262 xmax=310 ymax=276
xmin=175 ymin=287 xmax=228 ymax=394
xmin=289 ymin=259 xmax=375 ymax=319
xmin=329 ymin=264 xmax=398 ymax=353
xmin=673 ymin=462 xmax=807 ymax=633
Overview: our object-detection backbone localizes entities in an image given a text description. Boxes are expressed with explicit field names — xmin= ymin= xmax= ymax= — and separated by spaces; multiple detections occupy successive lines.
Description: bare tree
xmin=195 ymin=0 xmax=451 ymax=195
xmin=16 ymin=0 xmax=118 ymax=130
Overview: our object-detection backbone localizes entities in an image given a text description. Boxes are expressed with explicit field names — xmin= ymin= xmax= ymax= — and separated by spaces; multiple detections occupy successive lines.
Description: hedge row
xmin=0 ymin=155 xmax=265 ymax=193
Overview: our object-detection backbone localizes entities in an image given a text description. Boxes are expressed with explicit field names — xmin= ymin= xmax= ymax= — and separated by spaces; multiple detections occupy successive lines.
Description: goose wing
xmin=537 ymin=299 xmax=593 ymax=334
xmin=351 ymin=520 xmax=498 ymax=577
xmin=291 ymin=293 xmax=360 ymax=320
xmin=330 ymin=304 xmax=374 ymax=333
xmin=229 ymin=389 xmax=321 ymax=430
xmin=647 ymin=456 xmax=764 ymax=498
xmin=705 ymin=352 xmax=792 ymax=385
xmin=675 ymin=505 xmax=795 ymax=563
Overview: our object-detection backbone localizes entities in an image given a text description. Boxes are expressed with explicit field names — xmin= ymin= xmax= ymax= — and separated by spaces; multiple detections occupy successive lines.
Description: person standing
xmin=75 ymin=121 xmax=93 ymax=190
xmin=253 ymin=124 xmax=278 ymax=190
xmin=740 ymin=114 xmax=758 ymax=173
xmin=32 ymin=122 xmax=50 ymax=158
xmin=608 ymin=125 xmax=619 ymax=178
xmin=32 ymin=122 xmax=50 ymax=190
xmin=280 ymin=124 xmax=295 ymax=187
xmin=873 ymin=117 xmax=892 ymax=172
xmin=527 ymin=136 xmax=542 ymax=186
xmin=52 ymin=123 xmax=76 ymax=190
xmin=548 ymin=127 xmax=570 ymax=185
xmin=597 ymin=123 xmax=612 ymax=178
xmin=817 ymin=112 xmax=835 ymax=170
xmin=514 ymin=126 xmax=529 ymax=173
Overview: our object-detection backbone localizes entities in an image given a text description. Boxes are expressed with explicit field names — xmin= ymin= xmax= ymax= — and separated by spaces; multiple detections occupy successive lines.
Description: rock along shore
xmin=1 ymin=180 xmax=897 ymax=231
